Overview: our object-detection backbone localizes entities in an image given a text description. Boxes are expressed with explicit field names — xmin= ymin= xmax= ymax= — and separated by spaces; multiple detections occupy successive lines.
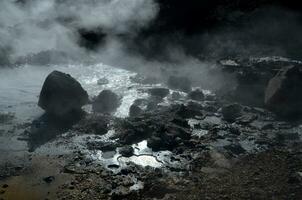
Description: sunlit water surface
xmin=0 ymin=63 xmax=152 ymax=121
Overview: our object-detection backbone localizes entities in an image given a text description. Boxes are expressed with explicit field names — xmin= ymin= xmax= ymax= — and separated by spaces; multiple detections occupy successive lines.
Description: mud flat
xmin=0 ymin=57 xmax=302 ymax=200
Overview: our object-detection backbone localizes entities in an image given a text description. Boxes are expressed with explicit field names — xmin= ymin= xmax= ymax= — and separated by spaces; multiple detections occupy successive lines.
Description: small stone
xmin=188 ymin=89 xmax=204 ymax=101
xmin=43 ymin=176 xmax=55 ymax=183
xmin=171 ymin=92 xmax=182 ymax=101
xmin=221 ymin=103 xmax=242 ymax=122
xmin=92 ymin=90 xmax=120 ymax=113
xmin=224 ymin=144 xmax=246 ymax=155
xmin=119 ymin=146 xmax=134 ymax=157
xmin=129 ymin=105 xmax=143 ymax=117
xmin=276 ymin=132 xmax=300 ymax=141
xmin=147 ymin=136 xmax=163 ymax=151
xmin=229 ymin=126 xmax=241 ymax=135
xmin=288 ymin=172 xmax=302 ymax=184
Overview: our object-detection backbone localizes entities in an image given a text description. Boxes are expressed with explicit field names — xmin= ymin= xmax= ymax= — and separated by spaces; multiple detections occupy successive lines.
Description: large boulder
xmin=92 ymin=90 xmax=121 ymax=113
xmin=38 ymin=71 xmax=88 ymax=116
xmin=218 ymin=57 xmax=300 ymax=107
xmin=265 ymin=66 xmax=302 ymax=116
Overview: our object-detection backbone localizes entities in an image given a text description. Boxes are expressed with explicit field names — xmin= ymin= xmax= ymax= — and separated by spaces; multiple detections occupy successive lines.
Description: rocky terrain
xmin=0 ymin=57 xmax=302 ymax=200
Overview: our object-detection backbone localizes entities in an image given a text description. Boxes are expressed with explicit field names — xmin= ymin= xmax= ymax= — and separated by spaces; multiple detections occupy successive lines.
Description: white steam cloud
xmin=0 ymin=0 xmax=159 ymax=60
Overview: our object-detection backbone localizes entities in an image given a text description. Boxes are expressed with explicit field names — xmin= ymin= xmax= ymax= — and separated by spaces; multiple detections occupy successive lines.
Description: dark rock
xmin=224 ymin=144 xmax=246 ymax=155
xmin=265 ymin=66 xmax=302 ymax=117
xmin=92 ymin=90 xmax=121 ymax=113
xmin=236 ymin=113 xmax=258 ymax=125
xmin=220 ymin=57 xmax=299 ymax=107
xmin=148 ymin=124 xmax=190 ymax=151
xmin=119 ymin=146 xmax=134 ymax=157
xmin=164 ymin=123 xmax=191 ymax=140
xmin=225 ymin=66 xmax=273 ymax=107
xmin=233 ymin=84 xmax=267 ymax=107
xmin=74 ymin=114 xmax=109 ymax=135
xmin=171 ymin=92 xmax=182 ymax=100
xmin=2 ymin=184 xmax=8 ymax=189
xmin=288 ymin=172 xmax=302 ymax=184
xmin=261 ymin=123 xmax=274 ymax=130
xmin=146 ymin=99 xmax=160 ymax=110
xmin=148 ymin=88 xmax=170 ymax=99
xmin=87 ymin=141 xmax=117 ymax=151
xmin=205 ymin=94 xmax=216 ymax=101
xmin=229 ymin=125 xmax=241 ymax=135
xmin=115 ymin=115 xmax=152 ymax=145
xmin=276 ymin=132 xmax=300 ymax=141
xmin=118 ymin=104 xmax=192 ymax=150
xmin=43 ymin=176 xmax=55 ymax=183
xmin=167 ymin=76 xmax=192 ymax=92
xmin=129 ymin=104 xmax=143 ymax=117
xmin=171 ymin=117 xmax=190 ymax=128
xmin=38 ymin=71 xmax=89 ymax=116
xmin=129 ymin=98 xmax=162 ymax=117
xmin=120 ymin=168 xmax=132 ymax=175
xmin=147 ymin=136 xmax=163 ymax=151
xmin=108 ymin=164 xmax=120 ymax=169
xmin=203 ymin=104 xmax=219 ymax=112
xmin=188 ymin=89 xmax=205 ymax=101
xmin=176 ymin=103 xmax=203 ymax=118
xmin=221 ymin=103 xmax=242 ymax=122
xmin=129 ymin=99 xmax=149 ymax=117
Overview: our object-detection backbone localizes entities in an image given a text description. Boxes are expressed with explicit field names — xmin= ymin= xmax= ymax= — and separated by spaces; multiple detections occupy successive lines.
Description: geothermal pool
xmin=0 ymin=63 xmax=153 ymax=121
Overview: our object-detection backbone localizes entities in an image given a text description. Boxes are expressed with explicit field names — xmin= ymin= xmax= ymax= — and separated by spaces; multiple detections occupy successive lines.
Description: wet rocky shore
xmin=1 ymin=57 xmax=302 ymax=200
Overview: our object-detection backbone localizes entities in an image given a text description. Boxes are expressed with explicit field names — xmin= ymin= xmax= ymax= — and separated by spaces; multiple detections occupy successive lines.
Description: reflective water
xmin=93 ymin=140 xmax=167 ymax=169
xmin=0 ymin=63 xmax=151 ymax=121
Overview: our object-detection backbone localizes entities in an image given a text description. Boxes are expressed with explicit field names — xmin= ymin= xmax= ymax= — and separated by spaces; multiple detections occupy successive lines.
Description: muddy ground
xmin=1 ymin=57 xmax=302 ymax=200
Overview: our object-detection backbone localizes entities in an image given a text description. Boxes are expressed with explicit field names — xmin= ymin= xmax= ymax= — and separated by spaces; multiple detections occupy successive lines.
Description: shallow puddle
xmin=118 ymin=155 xmax=163 ymax=168
xmin=93 ymin=140 xmax=174 ymax=170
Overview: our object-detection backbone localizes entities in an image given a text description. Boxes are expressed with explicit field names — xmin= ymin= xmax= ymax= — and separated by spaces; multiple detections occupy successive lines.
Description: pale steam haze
xmin=0 ymin=0 xmax=159 ymax=60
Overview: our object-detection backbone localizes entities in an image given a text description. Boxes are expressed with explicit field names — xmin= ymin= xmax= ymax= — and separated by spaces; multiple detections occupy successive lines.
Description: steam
xmin=1 ymin=1 xmax=301 ymax=91
xmin=0 ymin=0 xmax=159 ymax=61
xmin=1 ymin=0 xmax=226 ymax=90
xmin=178 ymin=6 xmax=302 ymax=60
